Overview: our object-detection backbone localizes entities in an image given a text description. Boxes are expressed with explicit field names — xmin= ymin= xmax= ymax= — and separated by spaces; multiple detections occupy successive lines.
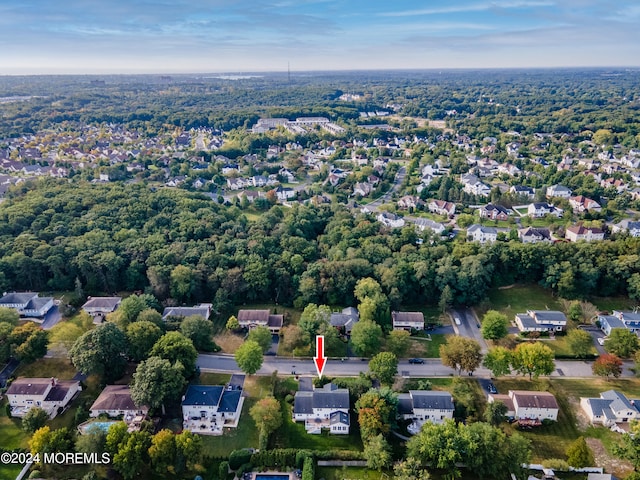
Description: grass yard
xmin=402 ymin=304 xmax=445 ymax=326
xmin=213 ymin=331 xmax=244 ymax=354
xmin=315 ymin=467 xmax=392 ymax=480
xmin=199 ymin=397 xmax=260 ymax=458
xmin=591 ymin=296 xmax=638 ymax=313
xmin=272 ymin=401 xmax=363 ymax=451
xmin=0 ymin=400 xmax=29 ymax=450
xmin=236 ymin=303 xmax=302 ymax=325
xmin=195 ymin=372 xmax=232 ymax=386
xmin=406 ymin=334 xmax=448 ymax=358
xmin=543 ymin=336 xmax=597 ymax=358
xmin=15 ymin=357 xmax=79 ymax=379
xmin=487 ymin=284 xmax=562 ymax=320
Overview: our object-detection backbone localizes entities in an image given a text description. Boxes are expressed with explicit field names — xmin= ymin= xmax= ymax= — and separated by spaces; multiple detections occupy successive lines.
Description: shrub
xmin=301 ymin=456 xmax=315 ymax=480
xmin=542 ymin=458 xmax=570 ymax=471
xmin=218 ymin=461 xmax=230 ymax=480
xmin=237 ymin=463 xmax=253 ymax=477
xmin=228 ymin=449 xmax=253 ymax=470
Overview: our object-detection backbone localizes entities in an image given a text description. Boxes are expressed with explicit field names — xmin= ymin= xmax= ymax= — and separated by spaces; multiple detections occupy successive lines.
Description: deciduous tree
xmin=368 ymin=352 xmax=398 ymax=386
xmin=22 ymin=407 xmax=49 ymax=433
xmin=566 ymin=329 xmax=594 ymax=358
xmin=126 ymin=320 xmax=163 ymax=362
xmin=350 ymin=320 xmax=383 ymax=357
xmin=605 ymin=328 xmax=639 ymax=358
xmin=131 ymin=356 xmax=186 ymax=414
xmin=235 ymin=340 xmax=263 ymax=375
xmin=511 ymin=342 xmax=555 ymax=379
xmin=70 ymin=322 xmax=128 ymax=382
xmin=247 ymin=325 xmax=273 ymax=354
xmin=364 ymin=434 xmax=392 ymax=471
xmin=249 ymin=397 xmax=282 ymax=436
xmin=482 ymin=346 xmax=513 ymax=377
xmin=180 ymin=315 xmax=217 ymax=352
xmin=439 ymin=336 xmax=482 ymax=375
xmin=149 ymin=331 xmax=198 ymax=376
xmin=566 ymin=436 xmax=594 ymax=468
xmin=386 ymin=329 xmax=410 ymax=358
xmin=481 ymin=310 xmax=509 ymax=340
xmin=592 ymin=353 xmax=623 ymax=380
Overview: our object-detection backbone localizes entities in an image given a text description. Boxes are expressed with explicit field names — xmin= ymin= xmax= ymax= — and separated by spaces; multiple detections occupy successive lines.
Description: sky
xmin=1 ymin=0 xmax=639 ymax=74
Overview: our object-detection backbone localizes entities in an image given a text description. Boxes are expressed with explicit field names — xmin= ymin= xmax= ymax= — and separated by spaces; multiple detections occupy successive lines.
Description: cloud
xmin=380 ymin=1 xmax=555 ymax=17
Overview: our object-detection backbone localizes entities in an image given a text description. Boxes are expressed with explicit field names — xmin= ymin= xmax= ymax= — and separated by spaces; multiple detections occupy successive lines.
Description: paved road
xmin=197 ymin=353 xmax=635 ymax=379
xmin=362 ymin=166 xmax=407 ymax=211
xmin=451 ymin=308 xmax=488 ymax=353
xmin=0 ymin=357 xmax=20 ymax=387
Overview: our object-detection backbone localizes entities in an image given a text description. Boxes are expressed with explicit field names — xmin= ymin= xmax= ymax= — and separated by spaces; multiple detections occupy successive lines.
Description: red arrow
xmin=314 ymin=335 xmax=326 ymax=378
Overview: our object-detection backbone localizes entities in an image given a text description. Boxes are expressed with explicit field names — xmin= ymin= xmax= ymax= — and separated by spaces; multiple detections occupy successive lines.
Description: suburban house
xmin=428 ymin=199 xmax=456 ymax=217
xmin=377 ymin=212 xmax=405 ymax=228
xmin=612 ymin=219 xmax=640 ymax=237
xmin=182 ymin=378 xmax=245 ymax=435
xmin=0 ymin=292 xmax=55 ymax=318
xmin=599 ymin=311 xmax=640 ymax=336
xmin=518 ymin=227 xmax=552 ymax=244
xmin=467 ymin=224 xmax=498 ymax=244
xmin=414 ymin=218 xmax=446 ymax=235
xmin=527 ymin=202 xmax=563 ymax=218
xmin=7 ymin=377 xmax=81 ymax=418
xmin=546 ymin=184 xmax=572 ymax=199
xmin=82 ymin=296 xmax=122 ymax=323
xmin=330 ymin=307 xmax=359 ymax=335
xmin=478 ymin=203 xmax=511 ymax=221
xmin=565 ymin=225 xmax=605 ymax=242
xmin=397 ymin=195 xmax=423 ymax=210
xmin=510 ymin=185 xmax=535 ymax=199
xmin=237 ymin=309 xmax=283 ymax=333
xmin=89 ymin=385 xmax=149 ymax=425
xmin=162 ymin=303 xmax=212 ymax=321
xmin=580 ymin=390 xmax=640 ymax=426
xmin=294 ymin=382 xmax=350 ymax=435
xmin=569 ymin=195 xmax=602 ymax=213
xmin=514 ymin=310 xmax=567 ymax=333
xmin=461 ymin=173 xmax=491 ymax=196
xmin=489 ymin=390 xmax=559 ymax=424
xmin=392 ymin=311 xmax=425 ymax=331
xmin=397 ymin=391 xmax=455 ymax=434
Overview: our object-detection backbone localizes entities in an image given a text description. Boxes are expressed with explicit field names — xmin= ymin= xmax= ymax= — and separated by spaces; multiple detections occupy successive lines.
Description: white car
xmin=597 ymin=337 xmax=606 ymax=346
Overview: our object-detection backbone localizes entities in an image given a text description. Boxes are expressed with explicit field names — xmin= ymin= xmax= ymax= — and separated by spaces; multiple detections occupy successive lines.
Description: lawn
xmin=0 ymin=399 xmax=29 ymax=450
xmin=272 ymin=401 xmax=363 ymax=451
xmin=315 ymin=467 xmax=392 ymax=480
xmin=591 ymin=296 xmax=638 ymax=313
xmin=15 ymin=357 xmax=79 ymax=379
xmin=195 ymin=372 xmax=232 ymax=386
xmin=543 ymin=336 xmax=597 ymax=358
xmin=0 ymin=465 xmax=23 ymax=479
xmin=487 ymin=284 xmax=562 ymax=320
xmin=213 ymin=331 xmax=244 ymax=354
xmin=406 ymin=334 xmax=448 ymax=358
xmin=402 ymin=304 xmax=445 ymax=326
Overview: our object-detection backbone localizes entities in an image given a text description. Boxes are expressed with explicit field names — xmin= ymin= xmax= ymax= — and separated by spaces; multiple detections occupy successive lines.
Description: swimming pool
xmin=254 ymin=475 xmax=290 ymax=480
xmin=78 ymin=421 xmax=119 ymax=434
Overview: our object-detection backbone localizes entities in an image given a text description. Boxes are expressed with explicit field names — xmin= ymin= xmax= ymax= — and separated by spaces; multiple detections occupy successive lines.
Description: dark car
xmin=408 ymin=358 xmax=425 ymax=364
xmin=487 ymin=383 xmax=497 ymax=394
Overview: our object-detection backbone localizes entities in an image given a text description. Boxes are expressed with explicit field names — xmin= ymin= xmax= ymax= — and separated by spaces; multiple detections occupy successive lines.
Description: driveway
xmin=40 ymin=305 xmax=62 ymax=330
xmin=0 ymin=357 xmax=20 ymax=387
xmin=451 ymin=308 xmax=489 ymax=353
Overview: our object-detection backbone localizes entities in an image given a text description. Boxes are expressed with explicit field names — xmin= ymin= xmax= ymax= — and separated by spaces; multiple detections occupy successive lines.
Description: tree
xmin=615 ymin=420 xmax=640 ymax=471
xmin=247 ymin=325 xmax=273 ymax=354
xmin=439 ymin=285 xmax=453 ymax=313
xmin=112 ymin=430 xmax=152 ymax=480
xmin=180 ymin=315 xmax=217 ymax=352
xmin=113 ymin=295 xmax=148 ymax=328
xmin=386 ymin=329 xmax=410 ymax=358
xmin=566 ymin=329 xmax=594 ymax=358
xmin=605 ymin=328 xmax=640 ymax=358
xmin=170 ymin=265 xmax=197 ymax=303
xmin=22 ymin=407 xmax=49 ymax=433
xmin=148 ymin=429 xmax=176 ymax=475
xmin=69 ymin=322 xmax=128 ymax=382
xmin=131 ymin=356 xmax=186 ymax=414
xmin=280 ymin=325 xmax=306 ymax=354
xmin=484 ymin=400 xmax=508 ymax=426
xmin=30 ymin=426 xmax=53 ymax=455
xmin=393 ymin=458 xmax=430 ymax=480
xmin=11 ymin=322 xmax=48 ymax=363
xmin=76 ymin=428 xmax=107 ymax=455
xmin=136 ymin=308 xmax=163 ymax=327
xmin=298 ymin=304 xmax=332 ymax=340
xmin=566 ymin=436 xmax=594 ymax=468
xmin=511 ymin=342 xmax=555 ymax=379
xmin=126 ymin=320 xmax=163 ymax=362
xmin=226 ymin=315 xmax=240 ymax=331
xmin=364 ymin=434 xmax=392 ymax=470
xmin=249 ymin=397 xmax=282 ymax=436
xmin=0 ymin=322 xmax=13 ymax=364
xmin=592 ymin=353 xmax=623 ymax=380
xmin=0 ymin=307 xmax=19 ymax=325
xmin=174 ymin=430 xmax=202 ymax=474
xmin=368 ymin=352 xmax=398 ymax=386
xmin=481 ymin=310 xmax=509 ymax=340
xmin=350 ymin=320 xmax=383 ymax=357
xmin=355 ymin=388 xmax=397 ymax=441
xmin=235 ymin=340 xmax=263 ymax=374
xmin=482 ymin=346 xmax=513 ymax=377
xmin=406 ymin=419 xmax=466 ymax=476
xmin=439 ymin=336 xmax=482 ymax=375
xmin=149 ymin=331 xmax=198 ymax=376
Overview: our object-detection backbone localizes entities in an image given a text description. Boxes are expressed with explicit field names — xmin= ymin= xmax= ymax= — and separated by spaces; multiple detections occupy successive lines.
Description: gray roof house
xmin=580 ymin=390 xmax=640 ymax=426
xmin=82 ymin=296 xmax=122 ymax=323
xmin=330 ymin=307 xmax=359 ymax=334
xmin=162 ymin=303 xmax=212 ymax=321
xmin=398 ymin=391 xmax=455 ymax=434
xmin=0 ymin=292 xmax=55 ymax=318
xmin=293 ymin=382 xmax=350 ymax=435
xmin=515 ymin=310 xmax=567 ymax=333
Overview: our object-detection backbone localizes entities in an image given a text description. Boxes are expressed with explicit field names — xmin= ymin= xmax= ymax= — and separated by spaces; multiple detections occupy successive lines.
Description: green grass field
xmin=487 ymin=284 xmax=562 ymax=320
xmin=15 ymin=357 xmax=79 ymax=379
xmin=406 ymin=334 xmax=448 ymax=358
xmin=543 ymin=336 xmax=597 ymax=358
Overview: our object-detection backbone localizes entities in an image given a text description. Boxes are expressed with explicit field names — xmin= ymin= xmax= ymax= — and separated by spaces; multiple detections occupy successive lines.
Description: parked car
xmin=409 ymin=358 xmax=425 ymax=364
xmin=597 ymin=337 xmax=606 ymax=346
xmin=487 ymin=383 xmax=497 ymax=394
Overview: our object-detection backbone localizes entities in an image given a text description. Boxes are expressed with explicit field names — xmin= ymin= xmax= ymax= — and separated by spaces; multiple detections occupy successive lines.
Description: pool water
xmin=81 ymin=421 xmax=119 ymax=433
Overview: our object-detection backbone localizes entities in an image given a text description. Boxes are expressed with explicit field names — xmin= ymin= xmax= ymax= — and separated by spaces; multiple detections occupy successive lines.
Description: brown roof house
xmin=89 ymin=385 xmax=149 ymax=420
xmin=7 ymin=377 xmax=81 ymax=418
xmin=489 ymin=390 xmax=559 ymax=425
xmin=237 ymin=309 xmax=283 ymax=333
xmin=392 ymin=311 xmax=425 ymax=331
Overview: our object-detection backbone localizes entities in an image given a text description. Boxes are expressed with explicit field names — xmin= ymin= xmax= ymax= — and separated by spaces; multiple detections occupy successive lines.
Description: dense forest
xmin=1 ymin=181 xmax=639 ymax=324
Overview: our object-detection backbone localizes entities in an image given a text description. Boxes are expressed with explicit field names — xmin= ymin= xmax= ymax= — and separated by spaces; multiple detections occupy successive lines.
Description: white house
xmin=397 ymin=391 xmax=455 ymax=434
xmin=182 ymin=382 xmax=245 ymax=435
xmin=428 ymin=199 xmax=456 ymax=216
xmin=82 ymin=296 xmax=122 ymax=323
xmin=293 ymin=383 xmax=350 ymax=435
xmin=467 ymin=224 xmax=498 ymax=244
xmin=527 ymin=202 xmax=563 ymax=218
xmin=237 ymin=309 xmax=283 ymax=333
xmin=566 ymin=225 xmax=605 ymax=242
xmin=162 ymin=303 xmax=212 ymax=321
xmin=89 ymin=385 xmax=149 ymax=420
xmin=461 ymin=173 xmax=491 ymax=196
xmin=392 ymin=311 xmax=425 ymax=331
xmin=546 ymin=184 xmax=572 ymax=199
xmin=510 ymin=185 xmax=535 ymax=199
xmin=518 ymin=227 xmax=552 ymax=244
xmin=569 ymin=195 xmax=602 ymax=213
xmin=612 ymin=219 xmax=640 ymax=237
xmin=488 ymin=390 xmax=559 ymax=424
xmin=599 ymin=311 xmax=640 ymax=336
xmin=580 ymin=390 xmax=640 ymax=426
xmin=7 ymin=377 xmax=81 ymax=418
xmin=0 ymin=292 xmax=55 ymax=318
xmin=515 ymin=310 xmax=567 ymax=333
xmin=377 ymin=212 xmax=405 ymax=228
